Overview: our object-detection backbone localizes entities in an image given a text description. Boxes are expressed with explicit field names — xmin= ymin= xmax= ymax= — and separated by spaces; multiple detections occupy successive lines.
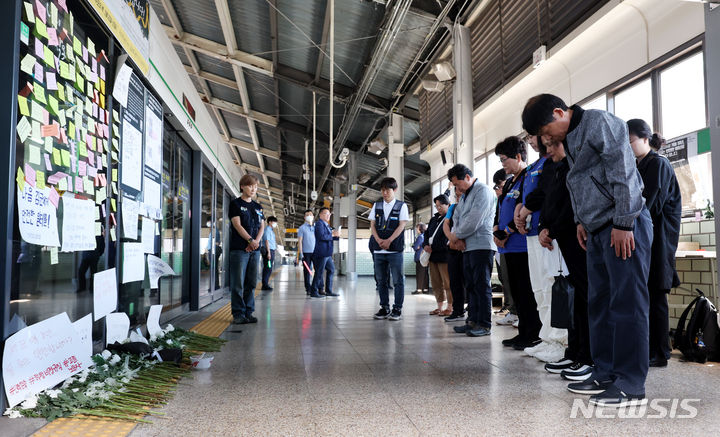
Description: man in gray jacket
xmin=522 ymin=94 xmax=653 ymax=409
xmin=446 ymin=164 xmax=497 ymax=337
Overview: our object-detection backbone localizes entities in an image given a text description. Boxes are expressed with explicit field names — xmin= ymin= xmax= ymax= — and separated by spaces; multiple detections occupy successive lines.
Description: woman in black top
xmin=628 ymin=119 xmax=682 ymax=367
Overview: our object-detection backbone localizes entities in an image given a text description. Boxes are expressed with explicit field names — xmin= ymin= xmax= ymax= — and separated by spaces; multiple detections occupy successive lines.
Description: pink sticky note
xmin=44 ymin=153 xmax=52 ymax=171
xmin=92 ymin=103 xmax=98 ymax=119
xmin=87 ymin=150 xmax=95 ymax=164
xmin=101 ymin=203 xmax=106 ymax=217
xmin=48 ymin=28 xmax=58 ymax=46
xmin=78 ymin=160 xmax=87 ymax=176
xmin=102 ymin=124 xmax=109 ymax=139
xmin=54 ymin=56 xmax=59 ymax=71
xmin=34 ymin=0 xmax=46 ymax=24
xmin=46 ymin=72 xmax=57 ymax=90
xmin=70 ymin=156 xmax=76 ymax=173
xmin=75 ymin=176 xmax=83 ymax=193
xmin=34 ymin=38 xmax=43 ymax=58
xmin=100 ymin=174 xmax=107 ymax=187
xmin=34 ymin=63 xmax=43 ymax=83
xmin=88 ymin=165 xmax=97 ymax=179
xmin=42 ymin=108 xmax=49 ymax=125
xmin=24 ymin=164 xmax=36 ymax=187
xmin=100 ymin=65 xmax=105 ymax=81
xmin=49 ymin=187 xmax=59 ymax=208
xmin=66 ymin=175 xmax=72 ymax=191
xmin=91 ymin=58 xmax=97 ymax=74
xmin=58 ymin=0 xmax=68 ymax=13
xmin=82 ymin=46 xmax=88 ymax=63
xmin=97 ymin=155 xmax=103 ymax=169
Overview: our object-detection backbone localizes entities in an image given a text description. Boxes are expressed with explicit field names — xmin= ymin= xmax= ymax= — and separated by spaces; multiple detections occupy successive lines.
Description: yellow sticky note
xmin=49 ymin=3 xmax=57 ymax=27
xmin=28 ymin=145 xmax=41 ymax=165
xmin=68 ymin=121 xmax=75 ymax=139
xmin=35 ymin=19 xmax=48 ymax=40
xmin=59 ymin=61 xmax=69 ymax=79
xmin=36 ymin=170 xmax=45 ymax=189
xmin=58 ymin=110 xmax=66 ymax=127
xmin=100 ymin=79 xmax=105 ymax=95
xmin=18 ymin=95 xmax=30 ymax=116
xmin=73 ymin=36 xmax=81 ymax=55
xmin=33 ymin=86 xmax=47 ymax=104
xmin=61 ymin=149 xmax=70 ymax=167
xmin=43 ymin=45 xmax=54 ymax=67
xmin=79 ymin=141 xmax=87 ymax=157
xmin=65 ymin=42 xmax=73 ymax=60
xmin=52 ymin=147 xmax=61 ymax=165
xmin=23 ymin=2 xmax=35 ymax=24
xmin=96 ymin=187 xmax=107 ymax=205
xmin=112 ymin=168 xmax=117 ymax=182
xmin=111 ymin=198 xmax=116 ymax=212
xmin=99 ymin=94 xmax=105 ymax=108
xmin=57 ymin=84 xmax=65 ymax=102
xmin=16 ymin=167 xmax=25 ymax=192
xmin=48 ymin=95 xmax=59 ymax=115
xmin=84 ymin=176 xmax=93 ymax=194
xmin=75 ymin=72 xmax=85 ymax=91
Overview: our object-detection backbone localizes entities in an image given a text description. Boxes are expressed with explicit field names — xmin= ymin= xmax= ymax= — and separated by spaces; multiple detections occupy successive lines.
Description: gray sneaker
xmin=388 ymin=309 xmax=402 ymax=321
xmin=466 ymin=326 xmax=491 ymax=337
xmin=232 ymin=316 xmax=249 ymax=324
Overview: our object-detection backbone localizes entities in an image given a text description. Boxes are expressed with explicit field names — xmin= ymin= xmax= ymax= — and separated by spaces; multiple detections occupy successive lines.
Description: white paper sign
xmin=3 ymin=313 xmax=89 ymax=407
xmin=61 ymin=196 xmax=96 ymax=252
xmin=147 ymin=254 xmax=176 ymax=288
xmin=93 ymin=268 xmax=118 ymax=321
xmin=141 ymin=217 xmax=155 ymax=254
xmin=105 ymin=312 xmax=130 ymax=346
xmin=112 ymin=63 xmax=132 ymax=108
xmin=121 ymin=120 xmax=142 ymax=191
xmin=142 ymin=176 xmax=161 ymax=217
xmin=144 ymin=107 xmax=162 ymax=174
xmin=122 ymin=242 xmax=145 ymax=284
xmin=17 ymin=185 xmax=60 ymax=247
xmin=146 ymin=305 xmax=163 ymax=338
xmin=122 ymin=197 xmax=139 ymax=240
xmin=72 ymin=314 xmax=93 ymax=360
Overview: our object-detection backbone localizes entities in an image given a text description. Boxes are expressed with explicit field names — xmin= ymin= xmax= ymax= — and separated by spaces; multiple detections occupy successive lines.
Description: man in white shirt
xmin=370 ymin=177 xmax=409 ymax=321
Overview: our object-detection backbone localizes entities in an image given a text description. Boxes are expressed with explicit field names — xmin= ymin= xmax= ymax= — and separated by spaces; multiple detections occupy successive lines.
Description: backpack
xmin=673 ymin=289 xmax=720 ymax=363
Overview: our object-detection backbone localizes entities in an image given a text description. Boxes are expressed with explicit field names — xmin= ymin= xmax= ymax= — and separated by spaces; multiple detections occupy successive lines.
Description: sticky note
xmin=41 ymin=123 xmax=59 ymax=138
xmin=75 ymin=176 xmax=83 ymax=193
xmin=16 ymin=116 xmax=31 ymax=143
xmin=28 ymin=144 xmax=41 ymax=165
xmin=23 ymin=2 xmax=35 ymax=23
xmin=52 ymin=147 xmax=61 ymax=165
xmin=46 ymin=72 xmax=57 ymax=90
xmin=84 ymin=176 xmax=93 ymax=194
xmin=43 ymin=108 xmax=49 ymax=125
xmin=78 ymin=160 xmax=86 ymax=176
xmin=24 ymin=163 xmax=35 ymax=187
xmin=48 ymin=95 xmax=59 ymax=115
xmin=59 ymin=60 xmax=69 ymax=79
xmin=34 ymin=63 xmax=44 ymax=84
xmin=88 ymin=38 xmax=95 ymax=57
xmin=20 ymin=53 xmax=35 ymax=74
xmin=16 ymin=167 xmax=25 ymax=192
xmin=31 ymin=99 xmax=43 ymax=121
xmin=48 ymin=28 xmax=58 ymax=46
xmin=58 ymin=0 xmax=67 ymax=13
xmin=50 ymin=247 xmax=58 ymax=264
xmin=43 ymin=45 xmax=54 ymax=67
xmin=44 ymin=136 xmax=53 ymax=153
xmin=79 ymin=141 xmax=87 ymax=157
xmin=34 ymin=0 xmax=46 ymax=23
xmin=58 ymin=177 xmax=67 ymax=191
xmin=18 ymin=95 xmax=30 ymax=116
xmin=73 ymin=36 xmax=81 ymax=55
xmin=111 ymin=198 xmax=116 ymax=212
xmin=112 ymin=168 xmax=117 ymax=182
xmin=36 ymin=170 xmax=45 ymax=189
xmin=44 ymin=153 xmax=52 ymax=171
xmin=35 ymin=18 xmax=48 ymax=40
xmin=33 ymin=84 xmax=46 ymax=104
xmin=96 ymin=186 xmax=107 ymax=204
xmin=110 ymin=228 xmax=116 ymax=241
xmin=95 ymin=222 xmax=101 ymax=236
xmin=49 ymin=2 xmax=57 ymax=27
xmin=61 ymin=149 xmax=70 ymax=167
xmin=82 ymin=45 xmax=88 ymax=63
xmin=49 ymin=187 xmax=59 ymax=208
xmin=20 ymin=22 xmax=30 ymax=45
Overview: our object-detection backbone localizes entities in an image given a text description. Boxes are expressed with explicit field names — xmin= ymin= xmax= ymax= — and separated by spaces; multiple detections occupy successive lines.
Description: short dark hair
xmin=492 ymin=169 xmax=507 ymax=185
xmin=535 ymin=136 xmax=547 ymax=156
xmin=379 ymin=177 xmax=398 ymax=190
xmin=433 ymin=194 xmax=450 ymax=205
xmin=239 ymin=174 xmax=258 ymax=188
xmin=267 ymin=216 xmax=277 ymax=223
xmin=318 ymin=207 xmax=330 ymax=214
xmin=417 ymin=223 xmax=427 ymax=233
xmin=495 ymin=136 xmax=527 ymax=162
xmin=304 ymin=209 xmax=313 ymax=214
xmin=522 ymin=94 xmax=568 ymax=135
xmin=447 ymin=164 xmax=472 ymax=181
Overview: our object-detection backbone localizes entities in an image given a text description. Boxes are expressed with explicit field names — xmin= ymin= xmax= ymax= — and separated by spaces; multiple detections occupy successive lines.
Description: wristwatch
xmin=247 ymin=238 xmax=253 ymax=244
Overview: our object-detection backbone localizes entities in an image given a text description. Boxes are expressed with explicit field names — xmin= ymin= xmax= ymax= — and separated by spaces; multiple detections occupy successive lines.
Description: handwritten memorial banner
xmin=93 ymin=268 xmax=118 ymax=321
xmin=147 ymin=254 xmax=175 ymax=288
xmin=61 ymin=196 xmax=96 ymax=252
xmin=17 ymin=184 xmax=60 ymax=247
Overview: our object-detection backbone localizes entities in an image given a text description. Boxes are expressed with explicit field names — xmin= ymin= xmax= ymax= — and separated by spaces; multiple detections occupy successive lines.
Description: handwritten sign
xmin=61 ymin=196 xmax=96 ymax=252
xmin=122 ymin=196 xmax=138 ymax=240
xmin=105 ymin=312 xmax=130 ymax=346
xmin=147 ymin=254 xmax=175 ymax=288
xmin=17 ymin=185 xmax=60 ymax=247
xmin=141 ymin=217 xmax=155 ymax=253
xmin=146 ymin=305 xmax=162 ymax=338
xmin=72 ymin=314 xmax=93 ymax=361
xmin=122 ymin=242 xmax=145 ymax=284
xmin=3 ymin=313 xmax=89 ymax=407
xmin=93 ymin=268 xmax=117 ymax=321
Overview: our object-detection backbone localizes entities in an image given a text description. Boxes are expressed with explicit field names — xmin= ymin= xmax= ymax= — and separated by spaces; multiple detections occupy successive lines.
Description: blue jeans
xmin=261 ymin=249 xmax=275 ymax=288
xmin=302 ymin=253 xmax=314 ymax=293
xmin=229 ymin=250 xmax=260 ymax=318
xmin=374 ymin=252 xmax=405 ymax=310
xmin=311 ymin=255 xmax=335 ymax=294
xmin=586 ymin=209 xmax=652 ymax=395
xmin=463 ymin=249 xmax=495 ymax=329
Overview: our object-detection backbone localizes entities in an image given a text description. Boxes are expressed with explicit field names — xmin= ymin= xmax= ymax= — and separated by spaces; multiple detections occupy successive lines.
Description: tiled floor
xmin=16 ymin=263 xmax=715 ymax=436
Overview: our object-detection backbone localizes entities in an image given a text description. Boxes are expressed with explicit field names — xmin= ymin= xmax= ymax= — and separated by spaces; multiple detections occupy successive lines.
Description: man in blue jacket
xmin=522 ymin=94 xmax=653 ymax=408
xmin=309 ymin=207 xmax=340 ymax=298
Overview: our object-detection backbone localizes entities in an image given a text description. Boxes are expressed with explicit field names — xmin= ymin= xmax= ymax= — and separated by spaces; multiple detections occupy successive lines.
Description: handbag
xmin=550 ymin=248 xmax=574 ymax=329
xmin=419 ymin=219 xmax=442 ymax=267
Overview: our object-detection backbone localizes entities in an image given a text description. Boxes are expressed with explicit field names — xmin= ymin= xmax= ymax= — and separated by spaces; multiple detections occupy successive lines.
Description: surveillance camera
xmin=340 ymin=147 xmax=350 ymax=159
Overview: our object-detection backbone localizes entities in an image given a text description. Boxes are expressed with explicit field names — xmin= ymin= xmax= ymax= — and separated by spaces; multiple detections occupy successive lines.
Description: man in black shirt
xmin=228 ymin=174 xmax=265 ymax=325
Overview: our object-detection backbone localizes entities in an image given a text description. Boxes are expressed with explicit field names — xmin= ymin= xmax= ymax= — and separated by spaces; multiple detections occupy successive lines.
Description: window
xmin=488 ymin=152 xmax=503 ymax=187
xmin=661 ymin=52 xmax=706 ymax=139
xmin=583 ymin=93 xmax=607 ymax=111
xmin=614 ymin=78 xmax=653 ymax=128
xmin=527 ymin=146 xmax=539 ymax=165
xmin=474 ymin=157 xmax=487 ymax=185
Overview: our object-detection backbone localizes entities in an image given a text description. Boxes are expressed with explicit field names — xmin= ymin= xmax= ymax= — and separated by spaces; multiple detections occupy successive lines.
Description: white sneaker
xmin=534 ymin=343 xmax=566 ymax=363
xmin=512 ymin=319 xmax=519 ymax=328
xmin=524 ymin=341 xmax=551 ymax=357
xmin=496 ymin=313 xmax=519 ymax=326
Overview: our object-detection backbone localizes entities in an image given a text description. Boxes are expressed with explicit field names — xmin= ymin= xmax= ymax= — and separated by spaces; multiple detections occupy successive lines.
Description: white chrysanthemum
xmin=149 ymin=335 xmax=157 ymax=342
xmin=101 ymin=350 xmax=111 ymax=360
xmin=109 ymin=354 xmax=121 ymax=366
xmin=45 ymin=389 xmax=62 ymax=399
xmin=165 ymin=324 xmax=175 ymax=332
xmin=102 ymin=364 xmax=109 ymax=371
xmin=72 ymin=388 xmax=79 ymax=393
xmin=20 ymin=395 xmax=38 ymax=409
xmin=4 ymin=408 xmax=22 ymax=419
xmin=61 ymin=376 xmax=75 ymax=388
xmin=166 ymin=339 xmax=174 ymax=345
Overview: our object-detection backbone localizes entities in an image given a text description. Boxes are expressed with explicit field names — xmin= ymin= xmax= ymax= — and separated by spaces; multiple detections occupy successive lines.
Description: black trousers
xmin=504 ymin=252 xmax=541 ymax=342
xmin=649 ymin=289 xmax=671 ymax=361
xmin=557 ymin=233 xmax=592 ymax=365
xmin=77 ymin=254 xmax=100 ymax=291
xmin=448 ymin=249 xmax=466 ymax=316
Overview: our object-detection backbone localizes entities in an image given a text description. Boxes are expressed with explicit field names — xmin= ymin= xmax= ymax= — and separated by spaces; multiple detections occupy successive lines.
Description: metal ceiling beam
xmin=313 ymin=0 xmax=332 ymax=84
xmin=204 ymin=97 xmax=278 ymax=127
xmin=184 ymin=66 xmax=237 ymax=90
xmin=227 ymin=137 xmax=280 ymax=159
xmin=242 ymin=164 xmax=282 ymax=181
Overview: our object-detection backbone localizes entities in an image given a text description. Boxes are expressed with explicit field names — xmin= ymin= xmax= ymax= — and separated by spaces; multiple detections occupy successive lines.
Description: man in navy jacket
xmin=310 ymin=207 xmax=340 ymax=298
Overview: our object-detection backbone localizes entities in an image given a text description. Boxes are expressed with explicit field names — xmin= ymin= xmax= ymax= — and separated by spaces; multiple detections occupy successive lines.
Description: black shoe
xmin=544 ymin=359 xmax=575 ymax=374
xmin=388 ymin=309 xmax=402 ymax=321
xmin=374 ymin=307 xmax=390 ymax=319
xmin=232 ymin=316 xmax=249 ymax=325
xmin=502 ymin=335 xmax=522 ymax=347
xmin=325 ymin=292 xmax=340 ymax=297
xmin=561 ymin=363 xmax=594 ymax=381
xmin=319 ymin=290 xmax=326 ymax=296
xmin=567 ymin=379 xmax=613 ymax=395
xmin=513 ymin=338 xmax=541 ymax=350
xmin=411 ymin=290 xmax=422 ymax=295
xmin=310 ymin=292 xmax=323 ymax=298
xmin=453 ymin=324 xmax=471 ymax=333
xmin=245 ymin=315 xmax=258 ymax=323
xmin=444 ymin=313 xmax=465 ymax=322
xmin=649 ymin=357 xmax=668 ymax=367
xmin=589 ymin=385 xmax=647 ymax=408
xmin=261 ymin=286 xmax=273 ymax=291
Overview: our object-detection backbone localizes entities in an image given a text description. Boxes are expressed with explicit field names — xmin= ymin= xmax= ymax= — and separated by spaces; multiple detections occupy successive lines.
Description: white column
xmin=347 ymin=151 xmax=357 ymax=280
xmin=453 ymin=23 xmax=473 ymax=166
xmin=387 ymin=113 xmax=405 ymax=200
xmin=706 ymin=4 xmax=720 ymax=307
xmin=333 ymin=179 xmax=341 ymax=256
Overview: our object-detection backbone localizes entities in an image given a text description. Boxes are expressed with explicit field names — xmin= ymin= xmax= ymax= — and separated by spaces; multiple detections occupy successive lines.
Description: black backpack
xmin=673 ymin=289 xmax=720 ymax=363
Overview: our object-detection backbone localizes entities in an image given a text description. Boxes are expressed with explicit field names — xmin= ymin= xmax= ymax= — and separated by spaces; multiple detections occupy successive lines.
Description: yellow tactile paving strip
xmin=32 ymin=271 xmax=278 ymax=436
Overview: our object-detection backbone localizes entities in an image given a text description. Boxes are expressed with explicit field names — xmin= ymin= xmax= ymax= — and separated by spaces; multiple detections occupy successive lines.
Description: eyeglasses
xmin=499 ymin=156 xmax=511 ymax=163
xmin=492 ymin=185 xmax=500 ymax=190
